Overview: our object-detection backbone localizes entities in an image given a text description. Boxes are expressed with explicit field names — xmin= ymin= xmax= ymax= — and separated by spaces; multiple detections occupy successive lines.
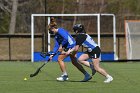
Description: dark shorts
xmin=85 ymin=46 xmax=101 ymax=59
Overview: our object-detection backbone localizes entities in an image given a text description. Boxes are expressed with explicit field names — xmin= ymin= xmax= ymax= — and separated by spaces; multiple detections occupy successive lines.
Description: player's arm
xmin=52 ymin=39 xmax=60 ymax=53
xmin=58 ymin=44 xmax=63 ymax=52
xmin=49 ymin=39 xmax=60 ymax=60
xmin=75 ymin=34 xmax=87 ymax=52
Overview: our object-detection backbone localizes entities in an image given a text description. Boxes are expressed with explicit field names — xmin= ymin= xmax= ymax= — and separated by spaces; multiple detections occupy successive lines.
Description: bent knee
xmin=77 ymin=58 xmax=83 ymax=62
xmin=57 ymin=58 xmax=63 ymax=62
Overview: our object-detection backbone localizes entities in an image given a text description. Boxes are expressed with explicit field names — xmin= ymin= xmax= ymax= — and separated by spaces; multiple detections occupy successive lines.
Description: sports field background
xmin=0 ymin=62 xmax=140 ymax=93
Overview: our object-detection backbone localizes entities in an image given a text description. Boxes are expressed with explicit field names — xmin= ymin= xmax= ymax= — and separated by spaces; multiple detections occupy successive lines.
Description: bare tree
xmin=99 ymin=0 xmax=106 ymax=12
xmin=61 ymin=0 xmax=65 ymax=27
xmin=73 ymin=0 xmax=79 ymax=26
xmin=0 ymin=0 xmax=11 ymax=13
xmin=9 ymin=0 xmax=18 ymax=34
xmin=78 ymin=0 xmax=84 ymax=13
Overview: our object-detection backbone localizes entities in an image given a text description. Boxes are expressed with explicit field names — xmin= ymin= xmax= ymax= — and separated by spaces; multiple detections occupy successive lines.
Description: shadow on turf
xmin=42 ymin=79 xmax=97 ymax=83
xmin=67 ymin=80 xmax=97 ymax=83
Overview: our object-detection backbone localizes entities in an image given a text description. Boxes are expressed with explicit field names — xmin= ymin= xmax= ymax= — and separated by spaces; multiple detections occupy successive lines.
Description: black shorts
xmin=85 ymin=46 xmax=101 ymax=59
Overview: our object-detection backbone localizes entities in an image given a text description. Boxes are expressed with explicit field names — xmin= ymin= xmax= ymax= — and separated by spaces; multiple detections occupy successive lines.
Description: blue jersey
xmin=52 ymin=28 xmax=76 ymax=53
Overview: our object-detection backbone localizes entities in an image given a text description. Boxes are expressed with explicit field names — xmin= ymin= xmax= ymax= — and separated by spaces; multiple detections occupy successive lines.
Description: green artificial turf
xmin=0 ymin=62 xmax=140 ymax=93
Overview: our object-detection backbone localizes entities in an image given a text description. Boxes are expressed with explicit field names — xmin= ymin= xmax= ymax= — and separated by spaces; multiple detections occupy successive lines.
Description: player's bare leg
xmin=78 ymin=54 xmax=96 ymax=76
xmin=70 ymin=52 xmax=92 ymax=82
xmin=92 ymin=58 xmax=113 ymax=83
xmin=57 ymin=54 xmax=69 ymax=81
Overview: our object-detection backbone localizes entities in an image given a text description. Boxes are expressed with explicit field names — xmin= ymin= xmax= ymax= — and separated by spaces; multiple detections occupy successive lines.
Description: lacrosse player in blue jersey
xmin=73 ymin=24 xmax=113 ymax=83
xmin=48 ymin=17 xmax=92 ymax=82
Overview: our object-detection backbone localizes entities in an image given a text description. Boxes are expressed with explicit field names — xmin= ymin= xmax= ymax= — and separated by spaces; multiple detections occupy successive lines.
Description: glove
xmin=40 ymin=52 xmax=48 ymax=58
xmin=40 ymin=51 xmax=55 ymax=58
xmin=48 ymin=51 xmax=56 ymax=55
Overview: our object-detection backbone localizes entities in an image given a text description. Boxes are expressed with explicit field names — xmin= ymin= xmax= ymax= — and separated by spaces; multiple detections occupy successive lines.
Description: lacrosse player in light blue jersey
xmin=73 ymin=24 xmax=113 ymax=83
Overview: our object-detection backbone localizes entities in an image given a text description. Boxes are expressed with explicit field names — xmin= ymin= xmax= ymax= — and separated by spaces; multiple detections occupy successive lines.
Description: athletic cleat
xmin=104 ymin=76 xmax=113 ymax=83
xmin=56 ymin=75 xmax=69 ymax=81
xmin=90 ymin=63 xmax=96 ymax=76
xmin=81 ymin=75 xmax=92 ymax=82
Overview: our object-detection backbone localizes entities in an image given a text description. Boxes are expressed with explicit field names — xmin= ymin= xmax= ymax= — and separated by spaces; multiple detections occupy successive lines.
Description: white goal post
xmin=31 ymin=14 xmax=116 ymax=62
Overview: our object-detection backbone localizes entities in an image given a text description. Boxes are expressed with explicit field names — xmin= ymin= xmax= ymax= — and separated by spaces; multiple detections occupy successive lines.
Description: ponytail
xmin=48 ymin=17 xmax=57 ymax=29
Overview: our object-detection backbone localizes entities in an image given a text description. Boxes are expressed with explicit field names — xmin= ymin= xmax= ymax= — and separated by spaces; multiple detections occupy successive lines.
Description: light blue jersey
xmin=82 ymin=34 xmax=98 ymax=52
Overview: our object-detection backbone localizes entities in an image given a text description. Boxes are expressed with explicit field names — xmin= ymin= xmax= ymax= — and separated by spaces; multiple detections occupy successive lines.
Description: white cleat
xmin=104 ymin=76 xmax=113 ymax=83
xmin=56 ymin=75 xmax=69 ymax=81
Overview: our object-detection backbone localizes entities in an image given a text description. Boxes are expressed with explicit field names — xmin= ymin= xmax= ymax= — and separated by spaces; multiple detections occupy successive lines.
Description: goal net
xmin=125 ymin=20 xmax=140 ymax=60
xmin=31 ymin=14 xmax=116 ymax=62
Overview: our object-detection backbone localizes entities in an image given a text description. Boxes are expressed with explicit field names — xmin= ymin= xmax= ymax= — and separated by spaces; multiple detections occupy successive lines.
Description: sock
xmin=84 ymin=72 xmax=90 ymax=77
xmin=89 ymin=63 xmax=96 ymax=76
xmin=90 ymin=63 xmax=94 ymax=69
xmin=62 ymin=71 xmax=68 ymax=76
xmin=106 ymin=74 xmax=111 ymax=78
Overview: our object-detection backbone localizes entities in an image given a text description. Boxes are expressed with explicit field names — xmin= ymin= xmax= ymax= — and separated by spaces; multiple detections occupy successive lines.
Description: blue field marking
xmin=34 ymin=52 xmax=115 ymax=62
